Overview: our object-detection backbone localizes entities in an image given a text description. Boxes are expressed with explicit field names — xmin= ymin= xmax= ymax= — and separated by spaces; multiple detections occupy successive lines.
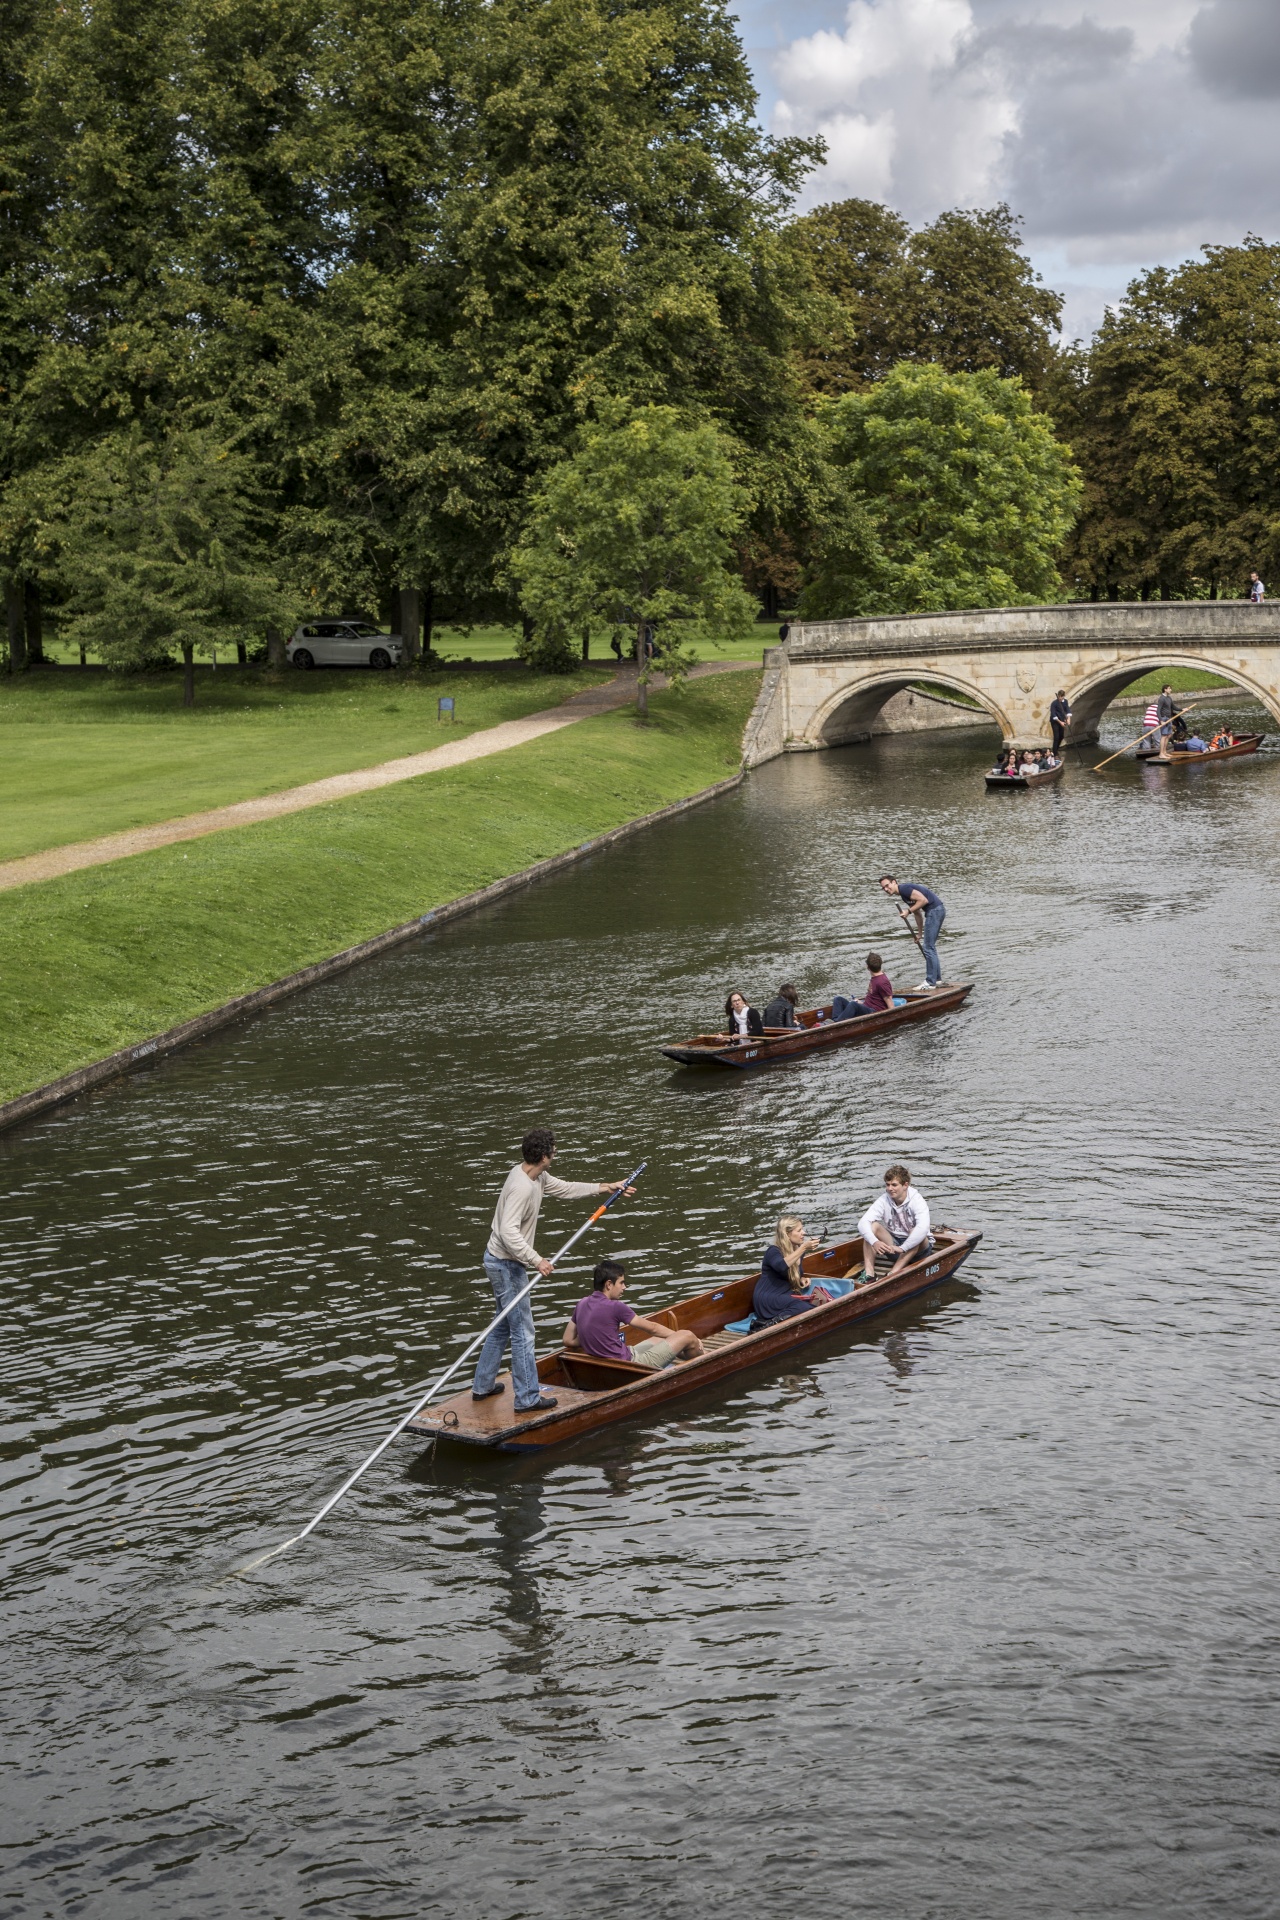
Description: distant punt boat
xmin=410 ymin=1227 xmax=982 ymax=1452
xmin=660 ymin=983 xmax=973 ymax=1070
xmin=1135 ymin=732 xmax=1264 ymax=765
xmin=985 ymin=760 xmax=1065 ymax=789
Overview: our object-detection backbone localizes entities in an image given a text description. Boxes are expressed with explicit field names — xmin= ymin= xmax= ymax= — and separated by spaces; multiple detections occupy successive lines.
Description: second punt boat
xmin=410 ymin=1226 xmax=982 ymax=1452
xmin=1135 ymin=732 xmax=1264 ymax=765
xmin=661 ymin=982 xmax=973 ymax=1069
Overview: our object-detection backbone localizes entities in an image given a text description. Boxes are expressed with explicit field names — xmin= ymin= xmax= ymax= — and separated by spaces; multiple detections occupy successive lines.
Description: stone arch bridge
xmin=741 ymin=603 xmax=1280 ymax=765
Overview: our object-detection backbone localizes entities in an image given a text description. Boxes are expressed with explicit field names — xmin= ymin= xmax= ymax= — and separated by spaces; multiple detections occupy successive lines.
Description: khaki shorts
xmin=630 ymin=1338 xmax=676 ymax=1370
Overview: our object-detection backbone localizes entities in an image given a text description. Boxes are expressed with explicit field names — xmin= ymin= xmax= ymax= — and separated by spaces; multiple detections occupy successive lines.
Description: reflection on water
xmin=3 ymin=702 xmax=1280 ymax=1919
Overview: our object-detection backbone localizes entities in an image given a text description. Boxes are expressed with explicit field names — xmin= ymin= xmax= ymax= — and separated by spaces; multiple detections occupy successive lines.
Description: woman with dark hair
xmin=718 ymin=990 xmax=764 ymax=1043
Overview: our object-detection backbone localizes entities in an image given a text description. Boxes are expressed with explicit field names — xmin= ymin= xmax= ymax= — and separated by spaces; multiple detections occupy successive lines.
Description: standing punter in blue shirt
xmin=879 ymin=874 xmax=946 ymax=989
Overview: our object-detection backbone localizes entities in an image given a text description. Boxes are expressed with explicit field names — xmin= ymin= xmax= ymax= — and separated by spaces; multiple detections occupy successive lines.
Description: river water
xmin=4 ymin=701 xmax=1279 ymax=1920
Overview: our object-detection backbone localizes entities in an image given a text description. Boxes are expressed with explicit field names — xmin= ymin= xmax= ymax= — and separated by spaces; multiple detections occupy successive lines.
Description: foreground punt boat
xmin=660 ymin=982 xmax=973 ymax=1070
xmin=1135 ymin=732 xmax=1264 ymax=765
xmin=985 ymin=761 xmax=1064 ymax=790
xmin=410 ymin=1228 xmax=982 ymax=1453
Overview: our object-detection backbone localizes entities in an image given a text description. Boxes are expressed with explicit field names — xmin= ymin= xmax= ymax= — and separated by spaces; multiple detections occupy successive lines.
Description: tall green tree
xmin=1059 ymin=239 xmax=1280 ymax=600
xmin=417 ymin=0 xmax=818 ymax=619
xmin=0 ymin=0 xmax=58 ymax=668
xmin=46 ymin=425 xmax=289 ymax=704
xmin=784 ymin=199 xmax=1063 ymax=399
xmin=510 ymin=405 xmax=757 ymax=713
xmin=801 ymin=364 xmax=1081 ymax=618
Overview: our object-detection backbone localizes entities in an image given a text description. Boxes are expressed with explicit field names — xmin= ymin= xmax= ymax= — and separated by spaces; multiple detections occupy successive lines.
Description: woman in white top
xmin=718 ymin=990 xmax=764 ymax=1043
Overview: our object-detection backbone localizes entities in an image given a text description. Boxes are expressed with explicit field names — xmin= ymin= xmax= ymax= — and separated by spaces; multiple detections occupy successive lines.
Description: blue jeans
xmin=473 ymin=1254 xmax=542 ymax=1407
xmin=920 ymin=902 xmax=945 ymax=985
xmin=831 ymin=995 xmax=870 ymax=1021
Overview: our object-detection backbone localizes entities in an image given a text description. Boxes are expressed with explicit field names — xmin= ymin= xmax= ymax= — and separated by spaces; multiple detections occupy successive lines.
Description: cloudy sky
xmin=731 ymin=0 xmax=1280 ymax=339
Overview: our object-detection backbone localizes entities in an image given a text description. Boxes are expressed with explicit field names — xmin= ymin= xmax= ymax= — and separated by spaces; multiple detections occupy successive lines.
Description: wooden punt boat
xmin=660 ymin=982 xmax=973 ymax=1069
xmin=409 ymin=1227 xmax=982 ymax=1453
xmin=1135 ymin=732 xmax=1264 ymax=765
xmin=985 ymin=760 xmax=1064 ymax=790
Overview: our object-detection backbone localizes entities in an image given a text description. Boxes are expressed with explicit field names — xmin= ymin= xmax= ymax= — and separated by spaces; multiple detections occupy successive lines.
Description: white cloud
xmin=769 ymin=0 xmax=1280 ymax=300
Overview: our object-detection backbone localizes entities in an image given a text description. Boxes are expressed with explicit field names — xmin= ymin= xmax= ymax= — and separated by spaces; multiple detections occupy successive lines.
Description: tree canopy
xmin=784 ymin=199 xmax=1064 ymax=399
xmin=801 ymin=364 xmax=1081 ymax=619
xmin=510 ymin=405 xmax=757 ymax=710
xmin=1058 ymin=239 xmax=1280 ymax=600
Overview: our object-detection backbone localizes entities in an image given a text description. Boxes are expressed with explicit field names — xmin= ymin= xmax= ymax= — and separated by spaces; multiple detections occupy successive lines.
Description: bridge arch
xmin=807 ymin=669 xmax=1007 ymax=747
xmin=1065 ymin=653 xmax=1280 ymax=741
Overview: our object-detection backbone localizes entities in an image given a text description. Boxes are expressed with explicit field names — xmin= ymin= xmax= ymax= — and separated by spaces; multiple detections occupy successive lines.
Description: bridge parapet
xmin=742 ymin=602 xmax=1280 ymax=762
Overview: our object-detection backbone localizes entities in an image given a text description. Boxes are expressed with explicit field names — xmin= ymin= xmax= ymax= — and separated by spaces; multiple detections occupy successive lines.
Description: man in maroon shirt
xmin=564 ymin=1260 xmax=706 ymax=1369
xmin=831 ymin=952 xmax=896 ymax=1022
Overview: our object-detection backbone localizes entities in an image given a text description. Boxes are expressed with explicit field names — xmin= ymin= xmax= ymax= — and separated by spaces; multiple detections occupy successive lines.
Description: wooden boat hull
xmin=1135 ymin=732 xmax=1264 ymax=764
xmin=661 ymin=982 xmax=973 ymax=1070
xmin=409 ymin=1228 xmax=981 ymax=1452
xmin=985 ymin=761 xmax=1064 ymax=789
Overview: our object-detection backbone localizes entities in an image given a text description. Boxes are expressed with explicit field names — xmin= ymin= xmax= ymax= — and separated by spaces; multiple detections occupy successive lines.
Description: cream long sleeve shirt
xmin=486 ymin=1165 xmax=601 ymax=1268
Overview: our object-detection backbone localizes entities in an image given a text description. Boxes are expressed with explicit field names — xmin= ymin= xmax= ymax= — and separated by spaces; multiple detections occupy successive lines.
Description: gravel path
xmin=0 ymin=659 xmax=757 ymax=893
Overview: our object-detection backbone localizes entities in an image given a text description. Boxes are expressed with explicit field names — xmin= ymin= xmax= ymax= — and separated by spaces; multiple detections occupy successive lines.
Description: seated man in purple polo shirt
xmin=563 ymin=1259 xmax=706 ymax=1369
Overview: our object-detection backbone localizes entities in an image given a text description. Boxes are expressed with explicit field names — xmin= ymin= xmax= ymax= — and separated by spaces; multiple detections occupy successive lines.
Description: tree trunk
xmin=397 ymin=585 xmax=421 ymax=666
xmin=6 ymin=581 xmax=27 ymax=672
xmin=236 ymin=640 xmax=247 ymax=664
xmin=422 ymin=584 xmax=435 ymax=659
xmin=183 ymin=641 xmax=195 ymax=707
xmin=266 ymin=624 xmax=286 ymax=670
xmin=635 ymin=620 xmax=647 ymax=717
xmin=581 ymin=625 xmax=590 ymax=661
xmin=761 ymin=581 xmax=779 ymax=620
xmin=1209 ymin=580 xmax=1217 ymax=601
xmin=24 ymin=579 xmax=44 ymax=663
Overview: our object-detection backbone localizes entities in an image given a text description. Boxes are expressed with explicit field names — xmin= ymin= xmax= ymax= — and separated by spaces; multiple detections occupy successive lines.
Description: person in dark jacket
xmin=762 ymin=984 xmax=799 ymax=1028
xmin=752 ymin=1215 xmax=829 ymax=1326
xmin=718 ymin=991 xmax=764 ymax=1043
xmin=1049 ymin=690 xmax=1071 ymax=754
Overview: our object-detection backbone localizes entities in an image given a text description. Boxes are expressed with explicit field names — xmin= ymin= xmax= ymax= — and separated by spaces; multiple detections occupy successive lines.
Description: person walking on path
xmin=472 ymin=1128 xmax=636 ymax=1414
xmin=879 ymin=874 xmax=946 ymax=989
xmin=1049 ymin=689 xmax=1071 ymax=755
xmin=1250 ymin=571 xmax=1266 ymax=603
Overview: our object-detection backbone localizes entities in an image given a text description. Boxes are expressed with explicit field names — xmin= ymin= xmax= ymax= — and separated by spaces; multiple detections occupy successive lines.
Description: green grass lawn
xmin=0 ymin=662 xmax=612 ymax=862
xmin=1118 ymin=668 xmax=1233 ymax=695
xmin=0 ymin=673 xmax=759 ymax=1103
xmin=431 ymin=621 xmax=780 ymax=664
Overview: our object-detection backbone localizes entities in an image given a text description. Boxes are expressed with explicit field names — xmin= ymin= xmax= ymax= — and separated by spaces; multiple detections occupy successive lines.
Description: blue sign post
xmin=437 ymin=696 xmax=455 ymax=723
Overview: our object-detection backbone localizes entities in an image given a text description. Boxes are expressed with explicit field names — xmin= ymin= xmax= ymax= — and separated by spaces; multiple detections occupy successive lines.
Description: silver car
xmin=287 ymin=621 xmax=403 ymax=669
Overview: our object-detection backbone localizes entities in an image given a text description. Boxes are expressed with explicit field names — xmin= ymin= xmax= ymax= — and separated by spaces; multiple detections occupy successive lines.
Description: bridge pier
xmin=741 ymin=604 xmax=1280 ymax=767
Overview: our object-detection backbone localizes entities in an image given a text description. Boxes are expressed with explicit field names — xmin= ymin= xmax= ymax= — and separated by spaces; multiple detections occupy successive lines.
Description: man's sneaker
xmin=515 ymin=1394 xmax=558 ymax=1413
xmin=472 ymin=1383 xmax=506 ymax=1401
xmin=913 ymin=981 xmax=934 ymax=992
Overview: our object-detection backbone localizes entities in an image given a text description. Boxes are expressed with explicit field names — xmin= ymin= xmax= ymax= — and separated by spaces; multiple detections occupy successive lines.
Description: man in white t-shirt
xmin=857 ymin=1165 xmax=933 ymax=1281
xmin=472 ymin=1127 xmax=634 ymax=1414
xmin=1250 ymin=571 xmax=1265 ymax=603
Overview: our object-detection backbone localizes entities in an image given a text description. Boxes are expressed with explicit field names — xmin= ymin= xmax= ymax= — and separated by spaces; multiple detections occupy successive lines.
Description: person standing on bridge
xmin=1049 ymin=689 xmax=1071 ymax=755
xmin=1250 ymin=571 xmax=1265 ymax=603
xmin=880 ymin=875 xmax=946 ymax=991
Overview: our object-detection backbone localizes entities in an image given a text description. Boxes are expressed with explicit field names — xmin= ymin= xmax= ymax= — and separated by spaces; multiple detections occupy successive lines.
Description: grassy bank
xmin=429 ymin=623 xmax=777 ymax=665
xmin=0 ymin=663 xmax=611 ymax=861
xmin=0 ymin=674 xmax=759 ymax=1104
